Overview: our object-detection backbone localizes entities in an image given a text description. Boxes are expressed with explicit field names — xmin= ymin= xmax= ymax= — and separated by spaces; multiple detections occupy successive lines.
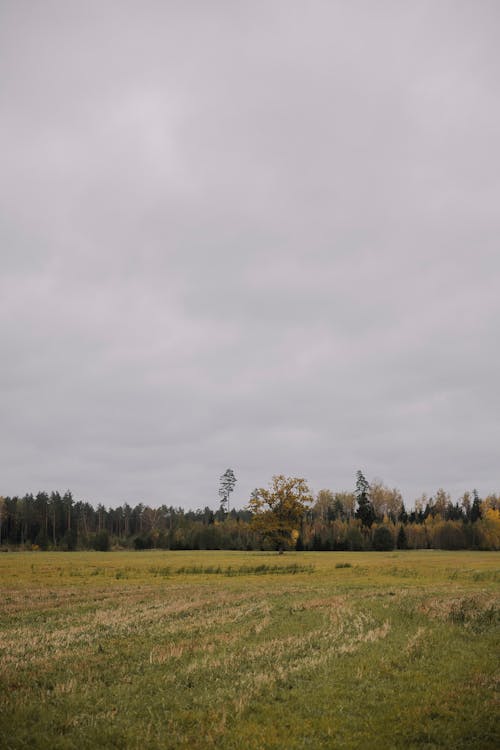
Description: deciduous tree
xmin=248 ymin=475 xmax=313 ymax=552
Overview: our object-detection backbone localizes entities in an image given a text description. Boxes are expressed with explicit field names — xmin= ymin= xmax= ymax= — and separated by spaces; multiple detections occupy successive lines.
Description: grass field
xmin=1 ymin=550 xmax=499 ymax=749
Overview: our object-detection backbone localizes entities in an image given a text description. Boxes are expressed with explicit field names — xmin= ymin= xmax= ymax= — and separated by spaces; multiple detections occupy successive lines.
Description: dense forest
xmin=1 ymin=474 xmax=499 ymax=551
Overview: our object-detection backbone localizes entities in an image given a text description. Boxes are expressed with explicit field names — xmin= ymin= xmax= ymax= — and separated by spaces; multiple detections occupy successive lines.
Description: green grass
xmin=1 ymin=550 xmax=499 ymax=749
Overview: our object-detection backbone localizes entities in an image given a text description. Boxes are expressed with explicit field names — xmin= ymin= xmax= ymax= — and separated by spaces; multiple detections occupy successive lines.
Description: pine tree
xmin=219 ymin=468 xmax=237 ymax=514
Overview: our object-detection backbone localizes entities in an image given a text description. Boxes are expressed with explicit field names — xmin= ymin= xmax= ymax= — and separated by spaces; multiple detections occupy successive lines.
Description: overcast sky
xmin=1 ymin=1 xmax=499 ymax=509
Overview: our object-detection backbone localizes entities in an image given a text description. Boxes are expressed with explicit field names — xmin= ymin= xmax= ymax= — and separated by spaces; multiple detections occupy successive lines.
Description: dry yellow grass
xmin=1 ymin=549 xmax=499 ymax=749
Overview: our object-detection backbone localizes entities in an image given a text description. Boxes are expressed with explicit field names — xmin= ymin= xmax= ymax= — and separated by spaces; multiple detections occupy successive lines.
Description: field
xmin=1 ymin=550 xmax=499 ymax=749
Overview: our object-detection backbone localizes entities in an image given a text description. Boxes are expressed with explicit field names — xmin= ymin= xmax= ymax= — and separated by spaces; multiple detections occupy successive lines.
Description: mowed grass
xmin=1 ymin=550 xmax=499 ymax=749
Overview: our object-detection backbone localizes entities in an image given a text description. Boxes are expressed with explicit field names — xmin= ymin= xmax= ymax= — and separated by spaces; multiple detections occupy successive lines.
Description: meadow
xmin=1 ymin=550 xmax=499 ymax=749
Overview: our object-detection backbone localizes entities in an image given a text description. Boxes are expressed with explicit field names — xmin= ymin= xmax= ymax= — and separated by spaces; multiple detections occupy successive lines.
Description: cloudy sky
xmin=1 ymin=1 xmax=499 ymax=509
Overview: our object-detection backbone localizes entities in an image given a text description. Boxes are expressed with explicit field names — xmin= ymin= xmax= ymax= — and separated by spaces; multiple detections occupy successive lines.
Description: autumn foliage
xmin=248 ymin=475 xmax=313 ymax=551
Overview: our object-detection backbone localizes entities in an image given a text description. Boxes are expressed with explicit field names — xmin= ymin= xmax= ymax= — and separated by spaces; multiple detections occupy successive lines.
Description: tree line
xmin=0 ymin=471 xmax=499 ymax=551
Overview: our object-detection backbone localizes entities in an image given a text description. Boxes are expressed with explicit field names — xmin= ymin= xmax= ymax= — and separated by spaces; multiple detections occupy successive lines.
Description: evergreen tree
xmin=219 ymin=468 xmax=237 ymax=514
xmin=373 ymin=525 xmax=394 ymax=551
xmin=354 ymin=470 xmax=375 ymax=528
xmin=398 ymin=502 xmax=408 ymax=524
xmin=397 ymin=525 xmax=408 ymax=549
xmin=471 ymin=489 xmax=482 ymax=522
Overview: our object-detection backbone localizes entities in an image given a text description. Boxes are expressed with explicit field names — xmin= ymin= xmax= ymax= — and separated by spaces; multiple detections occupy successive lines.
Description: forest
xmin=1 ymin=472 xmax=499 ymax=552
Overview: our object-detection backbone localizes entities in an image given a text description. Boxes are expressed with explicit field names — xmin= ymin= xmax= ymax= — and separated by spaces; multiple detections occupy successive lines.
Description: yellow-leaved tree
xmin=248 ymin=475 xmax=313 ymax=552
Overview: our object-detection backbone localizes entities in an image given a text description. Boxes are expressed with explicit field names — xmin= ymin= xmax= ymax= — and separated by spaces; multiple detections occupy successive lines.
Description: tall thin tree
xmin=354 ymin=469 xmax=375 ymax=528
xmin=219 ymin=468 xmax=237 ymax=515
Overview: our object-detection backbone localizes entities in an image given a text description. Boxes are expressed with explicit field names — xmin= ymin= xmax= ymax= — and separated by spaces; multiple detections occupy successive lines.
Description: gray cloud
xmin=1 ymin=1 xmax=499 ymax=507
